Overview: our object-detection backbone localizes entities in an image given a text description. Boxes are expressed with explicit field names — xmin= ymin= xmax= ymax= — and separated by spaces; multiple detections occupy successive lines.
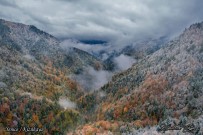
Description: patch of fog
xmin=68 ymin=54 xmax=136 ymax=91
xmin=18 ymin=93 xmax=76 ymax=109
xmin=114 ymin=54 xmax=136 ymax=71
xmin=23 ymin=54 xmax=35 ymax=60
xmin=70 ymin=66 xmax=113 ymax=91
xmin=98 ymin=91 xmax=106 ymax=98
xmin=58 ymin=97 xmax=76 ymax=109
xmin=60 ymin=40 xmax=137 ymax=91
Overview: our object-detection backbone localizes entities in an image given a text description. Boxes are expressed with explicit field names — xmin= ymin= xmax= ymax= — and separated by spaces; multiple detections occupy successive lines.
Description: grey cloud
xmin=0 ymin=0 xmax=16 ymax=7
xmin=0 ymin=0 xmax=203 ymax=46
xmin=69 ymin=66 xmax=113 ymax=91
xmin=58 ymin=97 xmax=76 ymax=109
xmin=114 ymin=54 xmax=136 ymax=71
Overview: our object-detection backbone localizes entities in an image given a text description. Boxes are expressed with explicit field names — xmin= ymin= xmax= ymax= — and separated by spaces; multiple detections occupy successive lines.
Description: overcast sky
xmin=0 ymin=0 xmax=203 ymax=45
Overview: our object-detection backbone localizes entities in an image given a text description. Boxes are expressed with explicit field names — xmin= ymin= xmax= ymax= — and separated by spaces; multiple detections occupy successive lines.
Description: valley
xmin=0 ymin=19 xmax=202 ymax=135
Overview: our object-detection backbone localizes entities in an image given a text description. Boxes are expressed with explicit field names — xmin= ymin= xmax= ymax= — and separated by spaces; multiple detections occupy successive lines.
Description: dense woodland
xmin=0 ymin=19 xmax=203 ymax=134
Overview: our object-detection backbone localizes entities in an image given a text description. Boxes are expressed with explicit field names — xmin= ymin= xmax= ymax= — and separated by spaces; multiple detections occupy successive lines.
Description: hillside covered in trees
xmin=0 ymin=19 xmax=203 ymax=135
xmin=69 ymin=22 xmax=203 ymax=134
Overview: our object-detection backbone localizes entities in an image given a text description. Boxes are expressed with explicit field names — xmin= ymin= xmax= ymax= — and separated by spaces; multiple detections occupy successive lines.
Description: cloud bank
xmin=114 ymin=54 xmax=136 ymax=71
xmin=0 ymin=0 xmax=203 ymax=45
xmin=70 ymin=66 xmax=112 ymax=91
xmin=58 ymin=97 xmax=76 ymax=109
xmin=68 ymin=54 xmax=136 ymax=91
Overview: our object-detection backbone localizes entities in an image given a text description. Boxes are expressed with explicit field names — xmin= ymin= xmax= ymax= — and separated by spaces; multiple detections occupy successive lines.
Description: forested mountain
xmin=71 ymin=22 xmax=203 ymax=134
xmin=0 ymin=19 xmax=103 ymax=73
xmin=104 ymin=37 xmax=168 ymax=71
xmin=0 ymin=19 xmax=103 ymax=134
xmin=0 ymin=19 xmax=203 ymax=135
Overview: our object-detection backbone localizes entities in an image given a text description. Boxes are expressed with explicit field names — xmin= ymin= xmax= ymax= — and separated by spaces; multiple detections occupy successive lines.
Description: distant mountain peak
xmin=29 ymin=25 xmax=57 ymax=39
xmin=0 ymin=18 xmax=58 ymax=41
xmin=80 ymin=40 xmax=107 ymax=45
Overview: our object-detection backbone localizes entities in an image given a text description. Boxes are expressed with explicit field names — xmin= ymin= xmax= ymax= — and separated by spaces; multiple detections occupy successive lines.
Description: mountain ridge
xmin=0 ymin=19 xmax=203 ymax=134
xmin=71 ymin=21 xmax=203 ymax=134
xmin=0 ymin=19 xmax=105 ymax=134
xmin=0 ymin=19 xmax=104 ymax=73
